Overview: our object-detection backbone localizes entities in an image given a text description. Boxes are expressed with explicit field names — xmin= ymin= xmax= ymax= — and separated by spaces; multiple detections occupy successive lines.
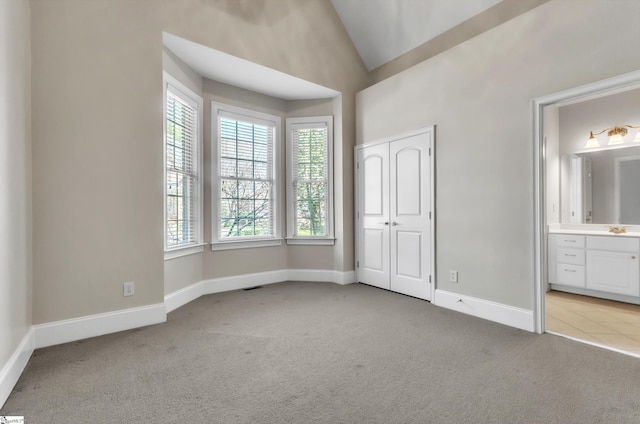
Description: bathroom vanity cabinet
xmin=549 ymin=233 xmax=640 ymax=304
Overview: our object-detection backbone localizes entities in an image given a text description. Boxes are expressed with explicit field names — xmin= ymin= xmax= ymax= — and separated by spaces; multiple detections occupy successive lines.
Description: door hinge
xmin=429 ymin=275 xmax=432 ymax=283
xmin=429 ymin=211 xmax=432 ymax=220
xmin=357 ymin=162 xmax=360 ymax=169
xmin=428 ymin=147 xmax=431 ymax=156
xmin=356 ymin=261 xmax=360 ymax=268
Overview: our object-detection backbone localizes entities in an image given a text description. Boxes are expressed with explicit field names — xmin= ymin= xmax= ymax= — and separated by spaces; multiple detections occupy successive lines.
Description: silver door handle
xmin=391 ymin=221 xmax=398 ymax=226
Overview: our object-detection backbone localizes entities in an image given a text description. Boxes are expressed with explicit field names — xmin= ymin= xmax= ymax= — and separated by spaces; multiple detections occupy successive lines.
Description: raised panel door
xmin=389 ymin=134 xmax=431 ymax=300
xmin=357 ymin=144 xmax=390 ymax=290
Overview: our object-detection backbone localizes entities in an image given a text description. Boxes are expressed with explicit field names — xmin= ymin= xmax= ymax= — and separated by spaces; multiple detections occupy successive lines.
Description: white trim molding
xmin=165 ymin=281 xmax=204 ymax=314
xmin=202 ymin=269 xmax=355 ymax=294
xmin=0 ymin=328 xmax=34 ymax=409
xmin=164 ymin=243 xmax=206 ymax=260
xmin=287 ymin=269 xmax=355 ymax=285
xmin=434 ymin=289 xmax=534 ymax=332
xmin=165 ymin=269 xmax=356 ymax=313
xmin=33 ymin=304 xmax=166 ymax=349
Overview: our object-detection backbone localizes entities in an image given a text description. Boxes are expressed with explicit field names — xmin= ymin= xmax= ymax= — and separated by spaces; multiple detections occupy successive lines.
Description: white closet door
xmin=356 ymin=128 xmax=433 ymax=301
xmin=389 ymin=134 xmax=431 ymax=300
xmin=357 ymin=143 xmax=390 ymax=290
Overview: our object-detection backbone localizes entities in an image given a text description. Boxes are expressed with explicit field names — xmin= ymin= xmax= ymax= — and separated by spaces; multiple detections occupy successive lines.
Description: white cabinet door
xmin=586 ymin=250 xmax=640 ymax=296
xmin=356 ymin=129 xmax=433 ymax=301
xmin=389 ymin=134 xmax=431 ymax=300
xmin=356 ymin=143 xmax=390 ymax=290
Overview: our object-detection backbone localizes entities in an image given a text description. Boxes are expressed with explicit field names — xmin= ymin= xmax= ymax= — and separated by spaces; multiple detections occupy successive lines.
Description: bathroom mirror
xmin=560 ymin=145 xmax=640 ymax=224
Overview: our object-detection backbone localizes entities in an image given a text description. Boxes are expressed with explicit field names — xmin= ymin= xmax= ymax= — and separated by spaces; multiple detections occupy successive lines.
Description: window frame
xmin=163 ymin=73 xmax=205 ymax=259
xmin=211 ymin=102 xmax=282 ymax=250
xmin=285 ymin=116 xmax=335 ymax=245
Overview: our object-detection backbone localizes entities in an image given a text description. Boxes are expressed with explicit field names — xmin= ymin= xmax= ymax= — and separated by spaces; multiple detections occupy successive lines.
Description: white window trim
xmin=211 ymin=102 xmax=282 ymax=251
xmin=163 ymin=73 xmax=204 ymax=260
xmin=285 ymin=116 xmax=334 ymax=245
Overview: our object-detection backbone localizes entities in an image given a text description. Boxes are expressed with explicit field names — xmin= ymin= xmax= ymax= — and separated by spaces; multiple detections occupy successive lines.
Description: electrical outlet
xmin=123 ymin=281 xmax=135 ymax=297
xmin=449 ymin=270 xmax=458 ymax=283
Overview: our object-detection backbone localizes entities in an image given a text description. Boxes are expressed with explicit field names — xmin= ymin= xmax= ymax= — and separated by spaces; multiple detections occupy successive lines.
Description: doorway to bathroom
xmin=533 ymin=70 xmax=640 ymax=356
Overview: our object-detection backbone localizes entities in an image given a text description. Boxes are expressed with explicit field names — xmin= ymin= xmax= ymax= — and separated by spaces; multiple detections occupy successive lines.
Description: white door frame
xmin=354 ymin=125 xmax=436 ymax=302
xmin=532 ymin=70 xmax=640 ymax=334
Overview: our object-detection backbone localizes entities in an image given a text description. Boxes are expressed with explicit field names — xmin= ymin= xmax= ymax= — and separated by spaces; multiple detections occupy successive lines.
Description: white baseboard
xmin=202 ymin=270 xmax=290 ymax=294
xmin=0 ymin=328 xmax=34 ymax=409
xmin=165 ymin=269 xmax=356 ymax=312
xmin=33 ymin=303 xmax=166 ymax=349
xmin=287 ymin=269 xmax=356 ymax=285
xmin=434 ymin=289 xmax=534 ymax=332
xmin=165 ymin=281 xmax=204 ymax=313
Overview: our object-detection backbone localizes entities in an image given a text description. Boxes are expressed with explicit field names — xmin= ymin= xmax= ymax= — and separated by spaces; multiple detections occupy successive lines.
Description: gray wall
xmin=0 ymin=0 xmax=32 ymax=374
xmin=559 ymin=88 xmax=640 ymax=155
xmin=29 ymin=0 xmax=368 ymax=320
xmin=356 ymin=0 xmax=640 ymax=310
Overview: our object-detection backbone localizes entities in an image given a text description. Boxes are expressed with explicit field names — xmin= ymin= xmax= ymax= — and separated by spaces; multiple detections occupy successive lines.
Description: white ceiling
xmin=163 ymin=33 xmax=340 ymax=101
xmin=331 ymin=0 xmax=503 ymax=71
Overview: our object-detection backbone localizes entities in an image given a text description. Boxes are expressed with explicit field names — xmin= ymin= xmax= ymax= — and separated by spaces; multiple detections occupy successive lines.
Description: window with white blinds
xmin=286 ymin=116 xmax=334 ymax=244
xmin=164 ymin=77 xmax=202 ymax=252
xmin=212 ymin=103 xmax=281 ymax=248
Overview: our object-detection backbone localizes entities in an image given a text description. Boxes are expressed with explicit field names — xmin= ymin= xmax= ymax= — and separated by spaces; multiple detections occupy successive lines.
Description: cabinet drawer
xmin=587 ymin=236 xmax=639 ymax=253
xmin=556 ymin=248 xmax=585 ymax=265
xmin=555 ymin=235 xmax=585 ymax=248
xmin=556 ymin=264 xmax=585 ymax=287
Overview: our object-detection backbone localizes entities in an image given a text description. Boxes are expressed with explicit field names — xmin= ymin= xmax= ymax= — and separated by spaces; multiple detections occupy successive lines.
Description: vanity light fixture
xmin=585 ymin=124 xmax=640 ymax=148
xmin=585 ymin=132 xmax=600 ymax=148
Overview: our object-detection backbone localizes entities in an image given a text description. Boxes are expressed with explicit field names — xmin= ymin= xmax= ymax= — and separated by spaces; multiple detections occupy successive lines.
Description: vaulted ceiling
xmin=163 ymin=0 xmax=550 ymax=100
xmin=330 ymin=0 xmax=503 ymax=71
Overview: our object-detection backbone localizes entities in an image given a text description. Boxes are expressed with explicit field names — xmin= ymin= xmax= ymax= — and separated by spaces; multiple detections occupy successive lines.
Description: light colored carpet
xmin=2 ymin=281 xmax=640 ymax=423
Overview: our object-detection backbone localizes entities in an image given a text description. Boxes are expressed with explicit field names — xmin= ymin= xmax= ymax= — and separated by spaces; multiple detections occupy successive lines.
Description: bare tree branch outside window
xmin=219 ymin=118 xmax=274 ymax=239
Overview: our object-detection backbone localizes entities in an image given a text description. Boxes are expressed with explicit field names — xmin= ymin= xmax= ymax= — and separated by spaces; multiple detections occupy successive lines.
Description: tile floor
xmin=546 ymin=290 xmax=640 ymax=356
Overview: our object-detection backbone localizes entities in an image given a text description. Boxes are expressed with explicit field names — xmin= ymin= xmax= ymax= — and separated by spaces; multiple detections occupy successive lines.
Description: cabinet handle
xmin=564 ymin=269 xmax=577 ymax=273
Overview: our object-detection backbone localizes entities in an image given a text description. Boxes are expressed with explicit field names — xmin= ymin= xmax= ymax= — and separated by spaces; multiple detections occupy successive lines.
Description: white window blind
xmin=165 ymin=85 xmax=200 ymax=248
xmin=286 ymin=116 xmax=333 ymax=242
xmin=216 ymin=109 xmax=277 ymax=241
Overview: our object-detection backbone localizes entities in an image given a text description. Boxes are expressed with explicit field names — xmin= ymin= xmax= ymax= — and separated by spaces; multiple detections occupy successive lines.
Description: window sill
xmin=164 ymin=243 xmax=206 ymax=260
xmin=211 ymin=238 xmax=283 ymax=251
xmin=286 ymin=237 xmax=336 ymax=246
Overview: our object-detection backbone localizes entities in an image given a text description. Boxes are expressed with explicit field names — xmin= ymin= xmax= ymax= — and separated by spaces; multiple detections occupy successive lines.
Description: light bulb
xmin=585 ymin=132 xmax=600 ymax=148
xmin=608 ymin=133 xmax=625 ymax=145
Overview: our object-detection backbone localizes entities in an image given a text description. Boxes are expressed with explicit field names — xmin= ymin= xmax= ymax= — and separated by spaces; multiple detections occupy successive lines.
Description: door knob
xmin=391 ymin=221 xmax=398 ymax=226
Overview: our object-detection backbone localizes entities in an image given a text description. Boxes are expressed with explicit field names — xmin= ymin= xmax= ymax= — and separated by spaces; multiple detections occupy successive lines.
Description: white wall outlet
xmin=449 ymin=270 xmax=458 ymax=283
xmin=123 ymin=281 xmax=135 ymax=297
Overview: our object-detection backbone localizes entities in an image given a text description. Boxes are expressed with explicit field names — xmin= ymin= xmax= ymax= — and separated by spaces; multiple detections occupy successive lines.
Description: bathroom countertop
xmin=548 ymin=227 xmax=640 ymax=237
